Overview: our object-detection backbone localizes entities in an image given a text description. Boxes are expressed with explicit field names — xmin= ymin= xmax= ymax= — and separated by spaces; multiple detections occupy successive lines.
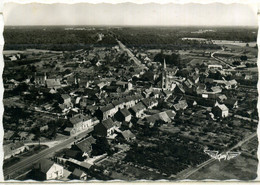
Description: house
xmin=61 ymin=94 xmax=71 ymax=105
xmin=204 ymin=78 xmax=215 ymax=84
xmin=66 ymin=159 xmax=93 ymax=175
xmin=142 ymin=71 xmax=157 ymax=82
xmin=40 ymin=125 xmax=49 ymax=132
xmin=217 ymin=94 xmax=227 ymax=102
xmin=115 ymin=108 xmax=132 ymax=122
xmin=46 ymin=79 xmax=61 ymax=89
xmin=189 ymin=74 xmax=200 ymax=84
xmin=173 ymin=100 xmax=188 ymax=111
xmin=226 ymin=79 xmax=238 ymax=89
xmin=112 ymin=99 xmax=125 ymax=110
xmin=9 ymin=55 xmax=18 ymax=61
xmin=183 ymin=79 xmax=194 ymax=94
xmin=175 ymin=83 xmax=185 ymax=94
xmin=94 ymin=118 xmax=116 ymax=137
xmin=103 ymin=85 xmax=121 ymax=93
xmin=145 ymin=110 xmax=175 ymax=126
xmin=213 ymin=79 xmax=237 ymax=89
xmin=208 ymin=64 xmax=223 ymax=70
xmin=70 ymin=168 xmax=87 ymax=180
xmin=124 ymin=96 xmax=136 ymax=109
xmin=66 ymin=114 xmax=94 ymax=135
xmin=210 ymin=86 xmax=222 ymax=94
xmin=72 ymin=136 xmax=96 ymax=158
xmin=34 ymin=72 xmax=47 ymax=85
xmin=79 ymin=97 xmax=88 ymax=109
xmin=151 ymin=90 xmax=161 ymax=99
xmin=165 ymin=110 xmax=176 ymax=120
xmin=95 ymin=104 xmax=117 ymax=120
xmin=142 ymin=88 xmax=153 ymax=98
xmin=120 ymin=130 xmax=136 ymax=142
xmin=65 ymin=149 xmax=83 ymax=160
xmin=78 ymin=77 xmax=90 ymax=88
xmin=196 ymin=83 xmax=207 ymax=95
xmin=129 ymin=102 xmax=147 ymax=118
xmin=245 ymin=74 xmax=253 ymax=80
xmin=4 ymin=130 xmax=15 ymax=141
xmin=34 ymin=159 xmax=64 ymax=180
xmin=224 ymin=99 xmax=238 ymax=109
xmin=66 ymin=75 xmax=78 ymax=86
xmin=115 ymin=81 xmax=133 ymax=91
xmin=162 ymin=90 xmax=173 ymax=99
xmin=141 ymin=98 xmax=158 ymax=109
xmin=194 ymin=68 xmax=200 ymax=74
xmin=200 ymin=68 xmax=209 ymax=77
xmin=212 ymin=102 xmax=229 ymax=118
xmin=96 ymin=81 xmax=106 ymax=89
xmin=4 ymin=142 xmax=29 ymax=159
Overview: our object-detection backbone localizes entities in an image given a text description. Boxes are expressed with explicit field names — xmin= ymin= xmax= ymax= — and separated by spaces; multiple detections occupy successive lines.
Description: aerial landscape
xmin=2 ymin=2 xmax=258 ymax=181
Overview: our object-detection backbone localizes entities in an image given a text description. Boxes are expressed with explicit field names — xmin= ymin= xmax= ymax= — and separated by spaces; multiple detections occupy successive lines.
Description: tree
xmin=153 ymin=53 xmax=181 ymax=67
xmin=129 ymin=67 xmax=135 ymax=72
xmin=232 ymin=61 xmax=241 ymax=66
xmin=240 ymin=55 xmax=248 ymax=61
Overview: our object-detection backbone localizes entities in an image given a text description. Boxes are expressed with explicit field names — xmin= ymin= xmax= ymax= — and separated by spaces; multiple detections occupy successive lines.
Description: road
xmin=234 ymin=115 xmax=258 ymax=123
xmin=176 ymin=132 xmax=257 ymax=180
xmin=211 ymin=51 xmax=235 ymax=70
xmin=117 ymin=40 xmax=148 ymax=70
xmin=4 ymin=127 xmax=93 ymax=179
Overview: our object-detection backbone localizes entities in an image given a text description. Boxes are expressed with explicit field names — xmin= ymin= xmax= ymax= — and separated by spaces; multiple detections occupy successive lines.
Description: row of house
xmin=95 ymin=94 xmax=143 ymax=120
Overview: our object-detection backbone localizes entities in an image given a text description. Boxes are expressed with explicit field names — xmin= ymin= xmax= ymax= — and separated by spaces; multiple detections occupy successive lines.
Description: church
xmin=161 ymin=59 xmax=179 ymax=90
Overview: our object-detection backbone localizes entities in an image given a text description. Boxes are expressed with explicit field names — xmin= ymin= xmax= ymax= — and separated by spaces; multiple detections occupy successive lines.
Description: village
xmin=3 ymin=33 xmax=258 ymax=180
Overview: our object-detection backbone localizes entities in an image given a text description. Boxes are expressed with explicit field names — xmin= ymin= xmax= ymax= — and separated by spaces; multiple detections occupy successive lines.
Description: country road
xmin=4 ymin=127 xmax=93 ymax=179
xmin=117 ymin=40 xmax=148 ymax=70
xmin=176 ymin=132 xmax=257 ymax=180
xmin=211 ymin=51 xmax=235 ymax=69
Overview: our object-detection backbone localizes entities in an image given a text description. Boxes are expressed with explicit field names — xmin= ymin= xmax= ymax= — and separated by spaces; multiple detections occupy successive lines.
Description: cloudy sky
xmin=3 ymin=2 xmax=258 ymax=26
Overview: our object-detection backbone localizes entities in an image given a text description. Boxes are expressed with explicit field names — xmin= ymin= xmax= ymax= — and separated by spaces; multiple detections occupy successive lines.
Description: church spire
xmin=163 ymin=58 xmax=166 ymax=69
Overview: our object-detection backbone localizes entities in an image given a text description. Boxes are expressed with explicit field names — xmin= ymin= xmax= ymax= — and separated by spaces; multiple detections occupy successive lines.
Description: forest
xmin=4 ymin=26 xmax=257 ymax=51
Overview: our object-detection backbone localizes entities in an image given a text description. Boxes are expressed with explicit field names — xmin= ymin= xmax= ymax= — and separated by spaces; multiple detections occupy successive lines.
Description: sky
xmin=3 ymin=2 xmax=258 ymax=26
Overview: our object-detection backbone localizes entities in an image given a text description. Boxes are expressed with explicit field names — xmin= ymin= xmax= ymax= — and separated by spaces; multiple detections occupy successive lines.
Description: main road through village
xmin=117 ymin=40 xmax=148 ymax=70
xmin=4 ymin=128 xmax=93 ymax=179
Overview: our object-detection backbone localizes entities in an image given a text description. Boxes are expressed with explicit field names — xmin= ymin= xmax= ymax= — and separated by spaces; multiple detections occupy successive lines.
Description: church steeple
xmin=163 ymin=58 xmax=166 ymax=70
xmin=161 ymin=58 xmax=168 ymax=90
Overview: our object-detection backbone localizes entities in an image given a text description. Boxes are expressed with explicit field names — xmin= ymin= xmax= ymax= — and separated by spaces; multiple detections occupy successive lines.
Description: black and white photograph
xmin=1 ymin=0 xmax=259 ymax=182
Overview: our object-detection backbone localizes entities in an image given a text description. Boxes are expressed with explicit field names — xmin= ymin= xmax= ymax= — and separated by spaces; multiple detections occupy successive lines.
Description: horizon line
xmin=4 ymin=24 xmax=258 ymax=28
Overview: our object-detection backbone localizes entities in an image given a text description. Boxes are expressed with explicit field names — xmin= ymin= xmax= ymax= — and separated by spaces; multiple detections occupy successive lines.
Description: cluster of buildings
xmin=4 ymin=40 xmax=258 ymax=181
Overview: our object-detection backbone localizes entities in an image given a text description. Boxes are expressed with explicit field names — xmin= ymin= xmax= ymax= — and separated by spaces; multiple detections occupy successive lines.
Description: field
xmin=188 ymin=154 xmax=258 ymax=180
xmin=212 ymin=40 xmax=257 ymax=47
xmin=189 ymin=136 xmax=258 ymax=180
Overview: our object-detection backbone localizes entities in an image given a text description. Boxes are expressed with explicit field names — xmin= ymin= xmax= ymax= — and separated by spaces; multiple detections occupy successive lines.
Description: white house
xmin=212 ymin=102 xmax=229 ymax=118
xmin=35 ymin=159 xmax=64 ymax=180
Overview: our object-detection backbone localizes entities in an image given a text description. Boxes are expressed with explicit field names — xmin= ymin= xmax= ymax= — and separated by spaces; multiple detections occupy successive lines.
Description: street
xmin=4 ymin=127 xmax=93 ymax=179
xmin=211 ymin=50 xmax=235 ymax=69
xmin=117 ymin=40 xmax=148 ymax=70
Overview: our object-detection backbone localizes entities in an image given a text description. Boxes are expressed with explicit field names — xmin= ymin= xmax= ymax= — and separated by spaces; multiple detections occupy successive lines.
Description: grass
xmin=188 ymin=137 xmax=258 ymax=180
xmin=188 ymin=154 xmax=257 ymax=180
xmin=110 ymin=163 xmax=165 ymax=180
